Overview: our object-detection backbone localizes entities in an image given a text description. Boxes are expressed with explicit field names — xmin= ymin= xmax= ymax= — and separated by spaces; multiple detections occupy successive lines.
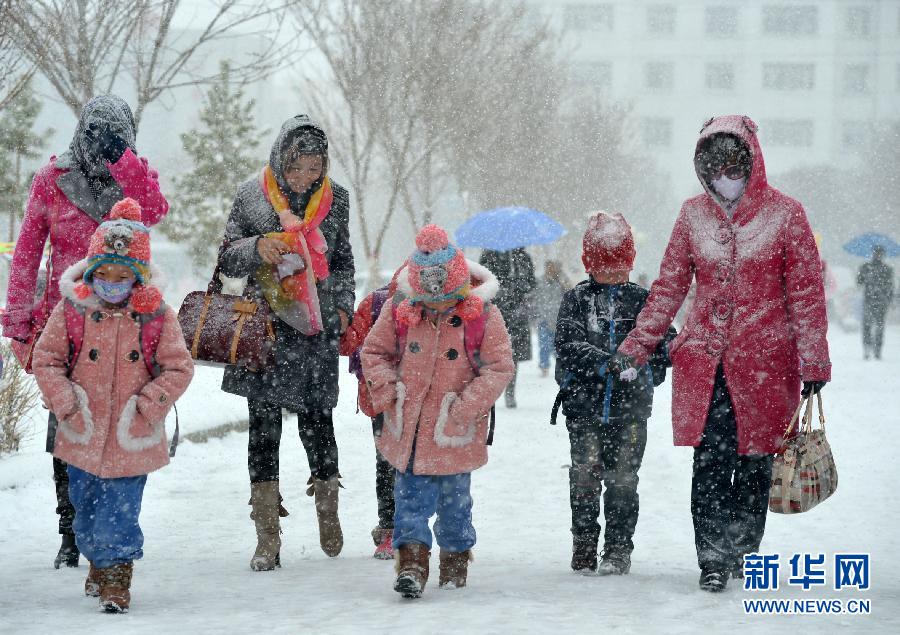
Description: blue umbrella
xmin=454 ymin=206 xmax=565 ymax=251
xmin=842 ymin=233 xmax=900 ymax=258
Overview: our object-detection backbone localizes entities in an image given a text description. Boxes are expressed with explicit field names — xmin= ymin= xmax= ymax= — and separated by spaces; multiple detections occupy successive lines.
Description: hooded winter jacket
xmin=217 ymin=115 xmax=354 ymax=411
xmin=2 ymin=96 xmax=168 ymax=341
xmin=618 ymin=115 xmax=831 ymax=455
xmin=361 ymin=262 xmax=514 ymax=475
xmin=32 ymin=261 xmax=194 ymax=478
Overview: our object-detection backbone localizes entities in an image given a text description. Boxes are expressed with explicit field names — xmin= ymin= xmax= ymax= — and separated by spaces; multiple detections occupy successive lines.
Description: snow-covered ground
xmin=1 ymin=326 xmax=897 ymax=634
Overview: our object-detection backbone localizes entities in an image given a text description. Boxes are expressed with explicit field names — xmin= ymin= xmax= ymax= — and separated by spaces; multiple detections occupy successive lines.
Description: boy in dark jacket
xmin=554 ymin=212 xmax=675 ymax=576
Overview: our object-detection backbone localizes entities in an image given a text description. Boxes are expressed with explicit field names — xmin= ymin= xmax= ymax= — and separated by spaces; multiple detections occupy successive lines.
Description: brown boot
xmin=84 ymin=562 xmax=100 ymax=597
xmin=306 ymin=475 xmax=343 ymax=557
xmin=249 ymin=481 xmax=284 ymax=571
xmin=98 ymin=562 xmax=133 ymax=613
xmin=439 ymin=549 xmax=472 ymax=589
xmin=394 ymin=543 xmax=431 ymax=598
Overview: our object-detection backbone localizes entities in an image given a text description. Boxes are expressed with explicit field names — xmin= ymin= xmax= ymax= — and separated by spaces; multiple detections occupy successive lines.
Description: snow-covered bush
xmin=0 ymin=339 xmax=38 ymax=455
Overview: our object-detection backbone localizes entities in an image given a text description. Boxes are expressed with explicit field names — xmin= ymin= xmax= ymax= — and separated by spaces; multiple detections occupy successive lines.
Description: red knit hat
xmin=396 ymin=224 xmax=483 ymax=327
xmin=76 ymin=198 xmax=162 ymax=313
xmin=581 ymin=211 xmax=636 ymax=274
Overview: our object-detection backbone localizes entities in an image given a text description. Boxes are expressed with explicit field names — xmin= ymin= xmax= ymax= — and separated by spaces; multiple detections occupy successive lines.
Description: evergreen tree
xmin=0 ymin=79 xmax=52 ymax=241
xmin=163 ymin=61 xmax=267 ymax=268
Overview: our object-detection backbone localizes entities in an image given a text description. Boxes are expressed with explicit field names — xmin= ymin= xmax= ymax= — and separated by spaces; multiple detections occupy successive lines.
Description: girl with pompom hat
xmin=361 ymin=224 xmax=514 ymax=598
xmin=32 ymin=198 xmax=194 ymax=613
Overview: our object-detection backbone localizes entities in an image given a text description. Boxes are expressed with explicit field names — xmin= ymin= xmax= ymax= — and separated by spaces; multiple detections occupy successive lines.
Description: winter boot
xmin=98 ymin=562 xmax=133 ymax=613
xmin=307 ymin=475 xmax=343 ymax=557
xmin=699 ymin=566 xmax=729 ymax=593
xmin=84 ymin=563 xmax=101 ymax=597
xmin=372 ymin=526 xmax=394 ymax=560
xmin=596 ymin=547 xmax=631 ymax=576
xmin=249 ymin=481 xmax=284 ymax=571
xmin=53 ymin=534 xmax=79 ymax=569
xmin=439 ymin=549 xmax=472 ymax=589
xmin=571 ymin=534 xmax=599 ymax=574
xmin=394 ymin=543 xmax=431 ymax=598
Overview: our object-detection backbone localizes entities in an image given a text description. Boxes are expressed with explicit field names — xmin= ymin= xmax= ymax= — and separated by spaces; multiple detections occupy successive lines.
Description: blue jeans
xmin=67 ymin=465 xmax=147 ymax=569
xmin=392 ymin=468 xmax=475 ymax=553
xmin=538 ymin=320 xmax=555 ymax=370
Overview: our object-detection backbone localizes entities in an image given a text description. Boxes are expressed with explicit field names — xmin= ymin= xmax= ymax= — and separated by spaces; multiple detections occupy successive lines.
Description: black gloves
xmin=97 ymin=126 xmax=128 ymax=163
xmin=607 ymin=351 xmax=635 ymax=375
xmin=801 ymin=381 xmax=826 ymax=397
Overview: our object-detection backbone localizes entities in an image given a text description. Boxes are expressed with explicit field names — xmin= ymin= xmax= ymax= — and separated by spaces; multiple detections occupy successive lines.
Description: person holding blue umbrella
xmin=479 ymin=247 xmax=536 ymax=407
xmin=857 ymin=245 xmax=895 ymax=360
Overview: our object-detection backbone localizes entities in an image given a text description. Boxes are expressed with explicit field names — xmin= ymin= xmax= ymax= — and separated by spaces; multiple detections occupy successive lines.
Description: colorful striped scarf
xmin=256 ymin=165 xmax=333 ymax=335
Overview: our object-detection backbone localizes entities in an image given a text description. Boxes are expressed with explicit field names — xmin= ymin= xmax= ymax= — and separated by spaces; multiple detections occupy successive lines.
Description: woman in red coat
xmin=612 ymin=115 xmax=830 ymax=592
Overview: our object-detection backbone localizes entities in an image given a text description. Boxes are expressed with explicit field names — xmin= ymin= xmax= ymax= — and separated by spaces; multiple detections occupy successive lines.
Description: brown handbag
xmin=177 ymin=266 xmax=276 ymax=371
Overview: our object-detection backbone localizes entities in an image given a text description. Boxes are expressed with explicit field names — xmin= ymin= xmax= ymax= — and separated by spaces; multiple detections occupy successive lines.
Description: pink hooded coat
xmin=2 ymin=150 xmax=168 ymax=341
xmin=618 ymin=115 xmax=831 ymax=455
xmin=361 ymin=261 xmax=514 ymax=475
xmin=32 ymin=260 xmax=194 ymax=478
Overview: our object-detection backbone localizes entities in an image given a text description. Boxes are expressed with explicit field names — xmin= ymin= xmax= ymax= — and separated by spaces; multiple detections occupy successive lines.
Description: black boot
xmin=571 ymin=534 xmax=598 ymax=573
xmin=54 ymin=534 xmax=80 ymax=569
xmin=699 ymin=566 xmax=729 ymax=592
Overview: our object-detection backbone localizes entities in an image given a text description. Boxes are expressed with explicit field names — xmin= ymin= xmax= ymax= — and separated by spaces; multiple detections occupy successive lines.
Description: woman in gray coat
xmin=217 ymin=115 xmax=354 ymax=570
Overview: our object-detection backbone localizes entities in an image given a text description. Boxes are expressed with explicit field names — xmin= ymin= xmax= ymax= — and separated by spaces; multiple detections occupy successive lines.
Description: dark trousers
xmin=247 ymin=399 xmax=339 ymax=483
xmin=53 ymin=456 xmax=75 ymax=536
xmin=372 ymin=414 xmax=395 ymax=529
xmin=567 ymin=417 xmax=648 ymax=553
xmin=862 ymin=302 xmax=888 ymax=358
xmin=691 ymin=365 xmax=773 ymax=570
xmin=48 ymin=412 xmax=75 ymax=536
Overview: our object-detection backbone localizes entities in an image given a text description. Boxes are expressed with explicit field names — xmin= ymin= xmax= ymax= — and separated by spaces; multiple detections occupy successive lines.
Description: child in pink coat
xmin=361 ymin=225 xmax=514 ymax=598
xmin=33 ymin=198 xmax=193 ymax=613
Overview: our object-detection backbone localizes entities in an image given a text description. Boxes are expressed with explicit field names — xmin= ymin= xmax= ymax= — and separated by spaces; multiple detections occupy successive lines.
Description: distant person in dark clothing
xmin=857 ymin=245 xmax=895 ymax=360
xmin=479 ymin=247 xmax=536 ymax=407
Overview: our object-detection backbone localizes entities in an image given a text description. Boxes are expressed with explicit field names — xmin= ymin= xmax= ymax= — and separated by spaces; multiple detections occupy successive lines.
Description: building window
xmin=706 ymin=63 xmax=734 ymax=90
xmin=574 ymin=61 xmax=613 ymax=91
xmin=762 ymin=5 xmax=818 ymax=35
xmin=647 ymin=5 xmax=676 ymax=34
xmin=644 ymin=61 xmax=674 ymax=91
xmin=845 ymin=6 xmax=872 ymax=37
xmin=843 ymin=64 xmax=871 ymax=94
xmin=762 ymin=63 xmax=815 ymax=90
xmin=841 ymin=121 xmax=870 ymax=148
xmin=642 ymin=118 xmax=673 ymax=147
xmin=706 ymin=6 xmax=738 ymax=36
xmin=762 ymin=119 xmax=814 ymax=146
xmin=563 ymin=3 xmax=614 ymax=31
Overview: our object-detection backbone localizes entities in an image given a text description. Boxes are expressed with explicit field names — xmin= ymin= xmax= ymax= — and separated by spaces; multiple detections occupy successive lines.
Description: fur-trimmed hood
xmin=59 ymin=258 xmax=166 ymax=314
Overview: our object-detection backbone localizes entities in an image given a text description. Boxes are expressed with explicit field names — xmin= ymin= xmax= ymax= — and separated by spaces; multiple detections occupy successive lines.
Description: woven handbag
xmin=769 ymin=393 xmax=837 ymax=514
xmin=177 ymin=266 xmax=276 ymax=371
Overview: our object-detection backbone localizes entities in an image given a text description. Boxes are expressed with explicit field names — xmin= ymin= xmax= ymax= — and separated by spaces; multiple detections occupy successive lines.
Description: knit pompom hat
xmin=77 ymin=197 xmax=162 ymax=313
xmin=396 ymin=224 xmax=483 ymax=327
xmin=582 ymin=211 xmax=636 ymax=274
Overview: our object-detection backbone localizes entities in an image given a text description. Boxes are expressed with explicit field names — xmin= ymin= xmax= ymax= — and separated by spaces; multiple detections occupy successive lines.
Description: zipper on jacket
xmin=601 ymin=286 xmax=616 ymax=425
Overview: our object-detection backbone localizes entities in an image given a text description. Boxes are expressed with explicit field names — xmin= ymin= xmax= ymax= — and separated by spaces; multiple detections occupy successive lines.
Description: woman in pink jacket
xmin=362 ymin=225 xmax=514 ymax=598
xmin=2 ymin=95 xmax=168 ymax=568
xmin=33 ymin=198 xmax=193 ymax=613
xmin=611 ymin=115 xmax=830 ymax=592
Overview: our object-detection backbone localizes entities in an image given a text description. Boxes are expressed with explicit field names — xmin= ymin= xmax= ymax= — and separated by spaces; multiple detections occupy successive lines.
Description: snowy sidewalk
xmin=0 ymin=327 xmax=897 ymax=634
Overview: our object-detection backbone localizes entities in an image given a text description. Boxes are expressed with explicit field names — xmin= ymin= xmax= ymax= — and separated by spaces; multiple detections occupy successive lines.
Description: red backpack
xmin=391 ymin=299 xmax=497 ymax=444
xmin=63 ymin=300 xmax=179 ymax=456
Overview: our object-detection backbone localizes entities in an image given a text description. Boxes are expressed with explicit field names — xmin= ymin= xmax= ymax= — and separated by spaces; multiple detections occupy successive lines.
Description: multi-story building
xmin=527 ymin=0 xmax=900 ymax=199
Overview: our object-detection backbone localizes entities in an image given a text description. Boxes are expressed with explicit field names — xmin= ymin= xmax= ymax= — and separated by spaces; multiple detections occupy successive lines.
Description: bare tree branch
xmin=6 ymin=0 xmax=296 ymax=128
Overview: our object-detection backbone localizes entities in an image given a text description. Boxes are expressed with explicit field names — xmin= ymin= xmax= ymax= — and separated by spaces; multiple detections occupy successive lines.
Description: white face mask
xmin=711 ymin=174 xmax=746 ymax=201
